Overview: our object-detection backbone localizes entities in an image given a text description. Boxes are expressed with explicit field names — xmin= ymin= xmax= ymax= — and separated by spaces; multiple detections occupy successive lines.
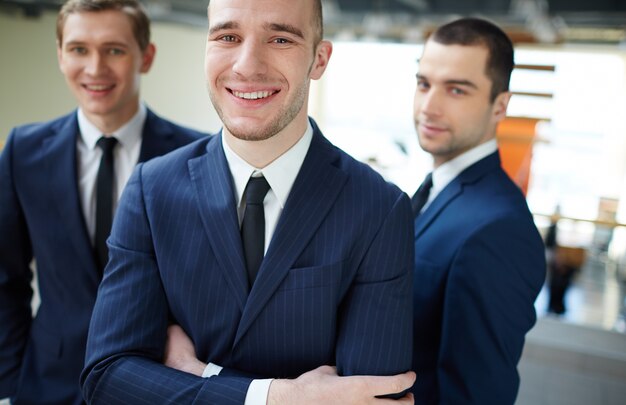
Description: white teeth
xmin=233 ymin=90 xmax=273 ymax=100
xmin=86 ymin=84 xmax=112 ymax=91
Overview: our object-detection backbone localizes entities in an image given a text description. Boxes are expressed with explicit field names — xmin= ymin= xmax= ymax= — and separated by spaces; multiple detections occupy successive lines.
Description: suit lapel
xmin=137 ymin=109 xmax=176 ymax=162
xmin=188 ymin=134 xmax=249 ymax=311
xmin=414 ymin=180 xmax=462 ymax=240
xmin=44 ymin=113 xmax=98 ymax=278
xmin=234 ymin=124 xmax=348 ymax=346
xmin=414 ymin=151 xmax=501 ymax=239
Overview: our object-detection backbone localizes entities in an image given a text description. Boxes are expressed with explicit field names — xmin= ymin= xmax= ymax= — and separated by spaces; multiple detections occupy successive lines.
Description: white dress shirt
xmin=76 ymin=104 xmax=145 ymax=244
xmin=423 ymin=139 xmax=498 ymax=212
xmin=203 ymin=122 xmax=314 ymax=405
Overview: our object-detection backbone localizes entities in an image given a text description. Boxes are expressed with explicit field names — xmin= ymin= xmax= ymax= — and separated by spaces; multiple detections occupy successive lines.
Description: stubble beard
xmin=415 ymin=118 xmax=457 ymax=160
xmin=209 ymin=79 xmax=309 ymax=142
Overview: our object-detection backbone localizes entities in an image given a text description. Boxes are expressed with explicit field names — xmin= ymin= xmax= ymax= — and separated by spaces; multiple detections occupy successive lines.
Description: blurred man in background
xmin=410 ymin=17 xmax=546 ymax=404
xmin=0 ymin=1 xmax=203 ymax=403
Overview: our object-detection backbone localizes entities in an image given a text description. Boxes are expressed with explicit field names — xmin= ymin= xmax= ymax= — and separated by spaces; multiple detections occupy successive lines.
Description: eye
xmin=70 ymin=46 xmax=88 ymax=55
xmin=416 ymin=79 xmax=430 ymax=91
xmin=272 ymin=37 xmax=292 ymax=44
xmin=108 ymin=48 xmax=125 ymax=55
xmin=219 ymin=34 xmax=238 ymax=43
xmin=450 ymin=87 xmax=466 ymax=95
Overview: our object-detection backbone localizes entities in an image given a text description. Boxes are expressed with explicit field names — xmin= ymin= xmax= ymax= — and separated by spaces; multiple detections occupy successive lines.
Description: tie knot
xmin=411 ymin=172 xmax=433 ymax=216
xmin=245 ymin=176 xmax=270 ymax=205
xmin=97 ymin=136 xmax=118 ymax=154
xmin=421 ymin=172 xmax=433 ymax=192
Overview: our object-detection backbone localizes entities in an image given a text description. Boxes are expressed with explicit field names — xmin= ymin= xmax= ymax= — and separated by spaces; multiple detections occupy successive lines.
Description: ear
xmin=309 ymin=40 xmax=332 ymax=80
xmin=140 ymin=43 xmax=156 ymax=73
xmin=492 ymin=91 xmax=511 ymax=123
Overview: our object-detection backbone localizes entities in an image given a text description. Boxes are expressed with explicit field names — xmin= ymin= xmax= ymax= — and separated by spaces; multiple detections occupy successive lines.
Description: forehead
xmin=62 ymin=10 xmax=135 ymax=45
xmin=419 ymin=40 xmax=490 ymax=84
xmin=208 ymin=0 xmax=314 ymax=34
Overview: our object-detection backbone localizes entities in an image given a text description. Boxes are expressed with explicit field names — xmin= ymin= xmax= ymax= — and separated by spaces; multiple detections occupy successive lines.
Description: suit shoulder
xmin=140 ymin=134 xmax=215 ymax=173
xmin=332 ymin=144 xmax=405 ymax=201
xmin=462 ymin=167 xmax=530 ymax=213
xmin=155 ymin=117 xmax=207 ymax=143
xmin=6 ymin=112 xmax=75 ymax=143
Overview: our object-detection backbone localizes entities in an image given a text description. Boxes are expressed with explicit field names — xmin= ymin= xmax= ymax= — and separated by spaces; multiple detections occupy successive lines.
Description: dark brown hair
xmin=431 ymin=17 xmax=514 ymax=101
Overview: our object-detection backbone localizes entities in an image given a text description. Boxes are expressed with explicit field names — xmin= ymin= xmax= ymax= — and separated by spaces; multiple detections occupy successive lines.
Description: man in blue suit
xmin=0 ymin=1 xmax=204 ymax=403
xmin=410 ymin=18 xmax=546 ymax=404
xmin=81 ymin=0 xmax=415 ymax=404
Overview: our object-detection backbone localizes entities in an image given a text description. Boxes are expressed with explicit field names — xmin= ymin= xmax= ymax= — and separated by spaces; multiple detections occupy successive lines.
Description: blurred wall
xmin=0 ymin=9 xmax=224 ymax=140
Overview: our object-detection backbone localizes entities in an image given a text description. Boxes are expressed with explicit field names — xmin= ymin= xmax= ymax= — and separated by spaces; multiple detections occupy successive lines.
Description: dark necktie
xmin=411 ymin=172 xmax=433 ymax=216
xmin=241 ymin=175 xmax=271 ymax=286
xmin=95 ymin=136 xmax=118 ymax=274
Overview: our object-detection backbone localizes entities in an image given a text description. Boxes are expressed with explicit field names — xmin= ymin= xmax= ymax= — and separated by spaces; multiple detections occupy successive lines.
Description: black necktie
xmin=411 ymin=172 xmax=433 ymax=216
xmin=95 ymin=136 xmax=117 ymax=274
xmin=241 ymin=176 xmax=271 ymax=286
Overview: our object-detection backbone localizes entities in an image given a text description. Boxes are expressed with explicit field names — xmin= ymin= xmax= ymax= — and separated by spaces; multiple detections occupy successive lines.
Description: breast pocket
xmin=277 ymin=260 xmax=343 ymax=291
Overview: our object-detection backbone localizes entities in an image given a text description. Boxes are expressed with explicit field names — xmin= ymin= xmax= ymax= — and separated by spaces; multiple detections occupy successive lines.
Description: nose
xmin=416 ymin=88 xmax=442 ymax=118
xmin=232 ymin=40 xmax=267 ymax=78
xmin=84 ymin=51 xmax=107 ymax=76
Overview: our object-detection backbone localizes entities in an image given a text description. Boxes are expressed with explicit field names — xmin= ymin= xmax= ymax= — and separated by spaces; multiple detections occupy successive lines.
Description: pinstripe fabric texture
xmin=81 ymin=119 xmax=414 ymax=404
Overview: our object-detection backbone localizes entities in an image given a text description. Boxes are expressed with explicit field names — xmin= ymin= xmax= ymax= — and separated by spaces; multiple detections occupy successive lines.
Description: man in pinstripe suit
xmin=81 ymin=0 xmax=415 ymax=403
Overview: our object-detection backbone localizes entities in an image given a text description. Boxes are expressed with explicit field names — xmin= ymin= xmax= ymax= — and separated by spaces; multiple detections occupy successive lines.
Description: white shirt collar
xmin=430 ymin=139 xmax=498 ymax=200
xmin=77 ymin=103 xmax=146 ymax=151
xmin=222 ymin=121 xmax=314 ymax=209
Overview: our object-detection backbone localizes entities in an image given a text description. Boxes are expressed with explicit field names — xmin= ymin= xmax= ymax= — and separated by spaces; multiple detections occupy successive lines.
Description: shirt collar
xmin=77 ymin=103 xmax=146 ymax=151
xmin=432 ymin=139 xmax=498 ymax=195
xmin=222 ymin=121 xmax=314 ymax=209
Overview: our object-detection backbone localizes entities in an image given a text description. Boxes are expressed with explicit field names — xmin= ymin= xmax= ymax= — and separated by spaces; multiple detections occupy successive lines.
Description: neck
xmin=224 ymin=118 xmax=308 ymax=169
xmin=84 ymin=103 xmax=139 ymax=135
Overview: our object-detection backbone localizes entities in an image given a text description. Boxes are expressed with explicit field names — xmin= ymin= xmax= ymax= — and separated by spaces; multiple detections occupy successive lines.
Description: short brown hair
xmin=430 ymin=17 xmax=514 ymax=102
xmin=56 ymin=0 xmax=151 ymax=51
xmin=312 ymin=0 xmax=323 ymax=44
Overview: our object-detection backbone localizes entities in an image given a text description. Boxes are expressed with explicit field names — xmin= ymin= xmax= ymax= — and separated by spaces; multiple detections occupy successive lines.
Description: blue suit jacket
xmin=81 ymin=119 xmax=414 ymax=404
xmin=411 ymin=151 xmax=545 ymax=404
xmin=0 ymin=109 xmax=204 ymax=404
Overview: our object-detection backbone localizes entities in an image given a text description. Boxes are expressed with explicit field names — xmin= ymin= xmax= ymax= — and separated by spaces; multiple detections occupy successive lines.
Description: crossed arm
xmin=164 ymin=324 xmax=415 ymax=405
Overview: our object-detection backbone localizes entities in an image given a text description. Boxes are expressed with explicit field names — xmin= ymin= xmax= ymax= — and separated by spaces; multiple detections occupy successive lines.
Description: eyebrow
xmin=416 ymin=74 xmax=478 ymax=89
xmin=63 ymin=40 xmax=129 ymax=48
xmin=208 ymin=20 xmax=304 ymax=40
xmin=208 ymin=21 xmax=238 ymax=36
xmin=265 ymin=23 xmax=304 ymax=39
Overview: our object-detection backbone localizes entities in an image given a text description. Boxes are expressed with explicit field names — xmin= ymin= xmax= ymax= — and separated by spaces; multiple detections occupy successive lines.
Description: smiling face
xmin=57 ymin=9 xmax=155 ymax=133
xmin=205 ymin=0 xmax=331 ymax=144
xmin=414 ymin=40 xmax=510 ymax=168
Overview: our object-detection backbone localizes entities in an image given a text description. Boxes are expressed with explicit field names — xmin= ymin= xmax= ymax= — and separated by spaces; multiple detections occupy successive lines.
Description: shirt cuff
xmin=244 ymin=379 xmax=274 ymax=405
xmin=202 ymin=362 xmax=224 ymax=378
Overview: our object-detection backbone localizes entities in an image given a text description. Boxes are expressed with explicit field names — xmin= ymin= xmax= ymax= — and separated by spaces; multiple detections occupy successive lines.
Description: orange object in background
xmin=496 ymin=117 xmax=541 ymax=196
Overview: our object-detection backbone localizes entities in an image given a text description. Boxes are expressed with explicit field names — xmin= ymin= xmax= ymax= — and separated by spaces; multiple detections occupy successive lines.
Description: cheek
xmin=204 ymin=53 xmax=227 ymax=82
xmin=59 ymin=59 xmax=77 ymax=77
xmin=413 ymin=95 xmax=423 ymax=115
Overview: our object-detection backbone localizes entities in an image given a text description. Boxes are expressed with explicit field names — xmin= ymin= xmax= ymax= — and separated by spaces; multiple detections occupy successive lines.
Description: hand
xmin=267 ymin=365 xmax=415 ymax=405
xmin=163 ymin=324 xmax=206 ymax=377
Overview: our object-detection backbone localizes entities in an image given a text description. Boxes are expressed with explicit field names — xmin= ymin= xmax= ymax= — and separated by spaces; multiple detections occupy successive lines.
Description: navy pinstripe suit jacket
xmin=81 ymin=119 xmax=414 ymax=404
xmin=0 ymin=109 xmax=204 ymax=404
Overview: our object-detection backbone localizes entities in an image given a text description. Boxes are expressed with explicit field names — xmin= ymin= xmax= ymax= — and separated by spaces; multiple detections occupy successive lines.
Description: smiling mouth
xmin=230 ymin=89 xmax=278 ymax=100
xmin=84 ymin=84 xmax=115 ymax=91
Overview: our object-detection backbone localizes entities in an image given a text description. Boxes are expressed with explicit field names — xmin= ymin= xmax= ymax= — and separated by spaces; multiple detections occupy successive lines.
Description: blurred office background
xmin=1 ymin=1 xmax=625 ymax=404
